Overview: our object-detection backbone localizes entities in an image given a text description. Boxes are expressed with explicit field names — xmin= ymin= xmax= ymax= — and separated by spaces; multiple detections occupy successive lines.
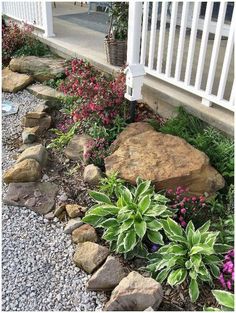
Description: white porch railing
xmin=127 ymin=2 xmax=235 ymax=112
xmin=2 ymin=1 xmax=54 ymax=37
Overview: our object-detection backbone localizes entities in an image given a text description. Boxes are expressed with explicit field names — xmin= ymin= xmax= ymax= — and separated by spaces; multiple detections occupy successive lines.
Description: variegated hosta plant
xmin=82 ymin=178 xmax=173 ymax=258
xmin=146 ymin=218 xmax=225 ymax=302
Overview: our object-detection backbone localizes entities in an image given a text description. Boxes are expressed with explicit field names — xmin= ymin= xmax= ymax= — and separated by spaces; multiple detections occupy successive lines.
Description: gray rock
xmin=3 ymin=182 xmax=58 ymax=215
xmin=73 ymin=242 xmax=109 ymax=274
xmin=27 ymin=84 xmax=63 ymax=102
xmin=16 ymin=144 xmax=48 ymax=167
xmin=83 ymin=164 xmax=102 ymax=185
xmin=34 ymin=103 xmax=50 ymax=113
xmin=104 ymin=271 xmax=163 ymax=311
xmin=87 ymin=256 xmax=128 ymax=291
xmin=44 ymin=212 xmax=54 ymax=220
xmin=64 ymin=218 xmax=83 ymax=234
xmin=22 ymin=127 xmax=39 ymax=144
xmin=21 ymin=114 xmax=51 ymax=134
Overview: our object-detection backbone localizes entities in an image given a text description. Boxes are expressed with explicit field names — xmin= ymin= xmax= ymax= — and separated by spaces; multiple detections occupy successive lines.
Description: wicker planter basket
xmin=104 ymin=35 xmax=127 ymax=67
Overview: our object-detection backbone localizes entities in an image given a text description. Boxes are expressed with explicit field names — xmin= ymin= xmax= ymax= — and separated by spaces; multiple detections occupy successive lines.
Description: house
xmin=2 ymin=1 xmax=235 ymax=136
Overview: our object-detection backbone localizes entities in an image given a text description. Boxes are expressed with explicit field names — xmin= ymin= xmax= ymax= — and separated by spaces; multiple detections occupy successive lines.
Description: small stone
xmin=21 ymin=115 xmax=51 ymax=134
xmin=22 ymin=126 xmax=39 ymax=144
xmin=54 ymin=204 xmax=66 ymax=217
xmin=16 ymin=144 xmax=48 ymax=167
xmin=144 ymin=307 xmax=154 ymax=311
xmin=87 ymin=255 xmax=128 ymax=291
xmin=2 ymin=67 xmax=33 ymax=92
xmin=104 ymin=271 xmax=163 ymax=311
xmin=65 ymin=204 xmax=81 ymax=218
xmin=72 ymin=224 xmax=97 ymax=243
xmin=44 ymin=212 xmax=54 ymax=220
xmin=73 ymin=242 xmax=109 ymax=274
xmin=64 ymin=218 xmax=83 ymax=234
xmin=83 ymin=164 xmax=102 ymax=185
xmin=35 ymin=103 xmax=50 ymax=113
xmin=25 ymin=197 xmax=36 ymax=207
xmin=64 ymin=134 xmax=94 ymax=162
xmin=3 ymin=159 xmax=41 ymax=183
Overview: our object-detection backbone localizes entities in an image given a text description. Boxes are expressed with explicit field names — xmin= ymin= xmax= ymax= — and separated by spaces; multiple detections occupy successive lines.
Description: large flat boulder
xmin=2 ymin=67 xmax=33 ymax=93
xmin=105 ymin=122 xmax=225 ymax=195
xmin=104 ymin=271 xmax=163 ymax=311
xmin=9 ymin=56 xmax=65 ymax=82
xmin=27 ymin=84 xmax=64 ymax=102
xmin=3 ymin=182 xmax=58 ymax=215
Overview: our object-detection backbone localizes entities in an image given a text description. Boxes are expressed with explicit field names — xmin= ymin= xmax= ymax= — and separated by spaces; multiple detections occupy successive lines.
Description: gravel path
xmin=2 ymin=90 xmax=107 ymax=311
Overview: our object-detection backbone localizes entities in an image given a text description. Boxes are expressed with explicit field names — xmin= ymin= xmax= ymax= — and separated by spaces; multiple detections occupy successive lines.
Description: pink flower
xmin=181 ymin=221 xmax=186 ymax=227
xmin=180 ymin=208 xmax=186 ymax=214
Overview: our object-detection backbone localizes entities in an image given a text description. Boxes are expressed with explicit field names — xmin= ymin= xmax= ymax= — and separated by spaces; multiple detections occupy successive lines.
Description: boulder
xmin=27 ymin=84 xmax=64 ymax=103
xmin=18 ymin=142 xmax=41 ymax=153
xmin=64 ymin=134 xmax=94 ymax=162
xmin=105 ymin=122 xmax=225 ymax=195
xmin=72 ymin=224 xmax=97 ymax=243
xmin=104 ymin=271 xmax=163 ymax=311
xmin=22 ymin=126 xmax=39 ymax=144
xmin=64 ymin=218 xmax=83 ymax=234
xmin=3 ymin=182 xmax=58 ymax=214
xmin=16 ymin=144 xmax=48 ymax=167
xmin=25 ymin=112 xmax=47 ymax=119
xmin=73 ymin=242 xmax=109 ymax=274
xmin=9 ymin=56 xmax=65 ymax=82
xmin=87 ymin=255 xmax=128 ymax=291
xmin=21 ymin=114 xmax=51 ymax=134
xmin=2 ymin=67 xmax=33 ymax=93
xmin=83 ymin=164 xmax=102 ymax=185
xmin=35 ymin=103 xmax=50 ymax=113
xmin=65 ymin=204 xmax=82 ymax=218
xmin=3 ymin=159 xmax=41 ymax=183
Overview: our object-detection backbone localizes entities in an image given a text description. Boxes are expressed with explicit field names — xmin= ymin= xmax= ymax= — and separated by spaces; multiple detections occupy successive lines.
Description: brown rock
xmin=21 ymin=114 xmax=51 ymax=134
xmin=72 ymin=224 xmax=97 ymax=243
xmin=83 ymin=164 xmax=102 ymax=185
xmin=65 ymin=204 xmax=81 ymax=218
xmin=25 ymin=112 xmax=47 ymax=118
xmin=64 ymin=134 xmax=94 ymax=161
xmin=87 ymin=255 xmax=128 ymax=291
xmin=104 ymin=271 xmax=163 ymax=311
xmin=22 ymin=126 xmax=39 ymax=144
xmin=54 ymin=204 xmax=66 ymax=217
xmin=73 ymin=242 xmax=109 ymax=273
xmin=105 ymin=122 xmax=225 ymax=195
xmin=3 ymin=159 xmax=41 ymax=183
xmin=2 ymin=67 xmax=33 ymax=92
xmin=35 ymin=103 xmax=50 ymax=113
xmin=3 ymin=182 xmax=58 ymax=214
xmin=27 ymin=84 xmax=64 ymax=102
xmin=16 ymin=144 xmax=48 ymax=167
xmin=9 ymin=56 xmax=65 ymax=82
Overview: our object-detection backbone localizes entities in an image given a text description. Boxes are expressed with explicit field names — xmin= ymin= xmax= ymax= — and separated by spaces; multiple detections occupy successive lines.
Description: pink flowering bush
xmin=219 ymin=249 xmax=234 ymax=291
xmin=165 ymin=186 xmax=207 ymax=227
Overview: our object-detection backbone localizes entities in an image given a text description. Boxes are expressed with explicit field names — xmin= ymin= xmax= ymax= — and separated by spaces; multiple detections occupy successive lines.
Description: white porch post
xmin=126 ymin=1 xmax=143 ymax=65
xmin=42 ymin=1 xmax=55 ymax=37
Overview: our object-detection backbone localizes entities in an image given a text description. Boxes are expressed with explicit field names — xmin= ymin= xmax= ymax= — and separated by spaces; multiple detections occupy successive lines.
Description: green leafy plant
xmin=82 ymin=178 xmax=173 ymax=258
xmin=47 ymin=122 xmax=80 ymax=150
xmin=108 ymin=3 xmax=129 ymax=40
xmin=13 ymin=36 xmax=51 ymax=57
xmin=99 ymin=172 xmax=125 ymax=198
xmin=211 ymin=214 xmax=234 ymax=246
xmin=146 ymin=219 xmax=226 ymax=302
xmin=204 ymin=290 xmax=234 ymax=311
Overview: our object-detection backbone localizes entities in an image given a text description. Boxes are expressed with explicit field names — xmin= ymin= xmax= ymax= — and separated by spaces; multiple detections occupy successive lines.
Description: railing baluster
xmin=229 ymin=80 xmax=235 ymax=106
xmin=195 ymin=2 xmax=213 ymax=90
xmin=217 ymin=7 xmax=235 ymax=101
xmin=140 ymin=1 xmax=149 ymax=65
xmin=175 ymin=2 xmax=189 ymax=80
xmin=184 ymin=2 xmax=201 ymax=85
xmin=165 ymin=2 xmax=178 ymax=77
xmin=205 ymin=2 xmax=227 ymax=96
xmin=156 ymin=2 xmax=168 ymax=73
xmin=148 ymin=2 xmax=158 ymax=70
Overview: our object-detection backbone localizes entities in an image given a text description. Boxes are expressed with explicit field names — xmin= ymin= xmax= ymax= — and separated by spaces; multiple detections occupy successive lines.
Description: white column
xmin=42 ymin=1 xmax=55 ymax=37
xmin=126 ymin=1 xmax=143 ymax=64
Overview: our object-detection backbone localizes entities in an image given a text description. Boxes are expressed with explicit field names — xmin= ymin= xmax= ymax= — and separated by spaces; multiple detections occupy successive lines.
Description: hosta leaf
xmin=167 ymin=244 xmax=186 ymax=255
xmin=82 ymin=214 xmax=103 ymax=226
xmin=214 ymin=243 xmax=232 ymax=254
xmin=102 ymin=226 xmax=120 ymax=241
xmin=124 ymin=231 xmax=137 ymax=252
xmin=135 ymin=180 xmax=151 ymax=199
xmin=156 ymin=268 xmax=170 ymax=283
xmin=122 ymin=187 xmax=133 ymax=204
xmin=139 ymin=195 xmax=151 ymax=213
xmin=191 ymin=254 xmax=202 ymax=271
xmin=154 ymin=194 xmax=169 ymax=204
xmin=192 ymin=230 xmax=201 ymax=245
xmin=147 ymin=220 xmax=163 ymax=231
xmin=133 ymin=243 xmax=148 ymax=258
xmin=198 ymin=220 xmax=211 ymax=234
xmin=167 ymin=218 xmax=183 ymax=237
xmin=190 ymin=244 xmax=213 ymax=255
xmin=145 ymin=205 xmax=167 ymax=217
xmin=208 ymin=263 xmax=220 ymax=278
xmin=134 ymin=220 xmax=147 ymax=238
xmin=167 ymin=269 xmax=187 ymax=286
xmin=120 ymin=219 xmax=134 ymax=232
xmin=212 ymin=290 xmax=234 ymax=309
xmin=185 ymin=260 xmax=192 ymax=269
xmin=89 ymin=190 xmax=112 ymax=204
xmin=147 ymin=230 xmax=164 ymax=245
xmin=117 ymin=232 xmax=126 ymax=248
xmin=189 ymin=279 xmax=199 ymax=302
xmin=204 ymin=255 xmax=222 ymax=264
xmin=186 ymin=221 xmax=195 ymax=236
xmin=90 ymin=206 xmax=119 ymax=216
xmin=98 ymin=218 xmax=118 ymax=228
xmin=189 ymin=270 xmax=197 ymax=280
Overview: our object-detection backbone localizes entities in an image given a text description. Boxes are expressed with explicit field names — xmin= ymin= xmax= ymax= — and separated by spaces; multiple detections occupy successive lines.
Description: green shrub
xmin=98 ymin=172 xmax=125 ymax=198
xmin=146 ymin=219 xmax=227 ymax=302
xmin=211 ymin=214 xmax=234 ymax=246
xmin=82 ymin=178 xmax=173 ymax=259
xmin=13 ymin=36 xmax=51 ymax=57
xmin=204 ymin=290 xmax=234 ymax=311
xmin=159 ymin=107 xmax=234 ymax=183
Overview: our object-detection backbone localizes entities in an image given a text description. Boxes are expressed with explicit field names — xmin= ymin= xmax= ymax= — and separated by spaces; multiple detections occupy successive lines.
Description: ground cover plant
xmin=2 ymin=19 xmax=50 ymax=65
